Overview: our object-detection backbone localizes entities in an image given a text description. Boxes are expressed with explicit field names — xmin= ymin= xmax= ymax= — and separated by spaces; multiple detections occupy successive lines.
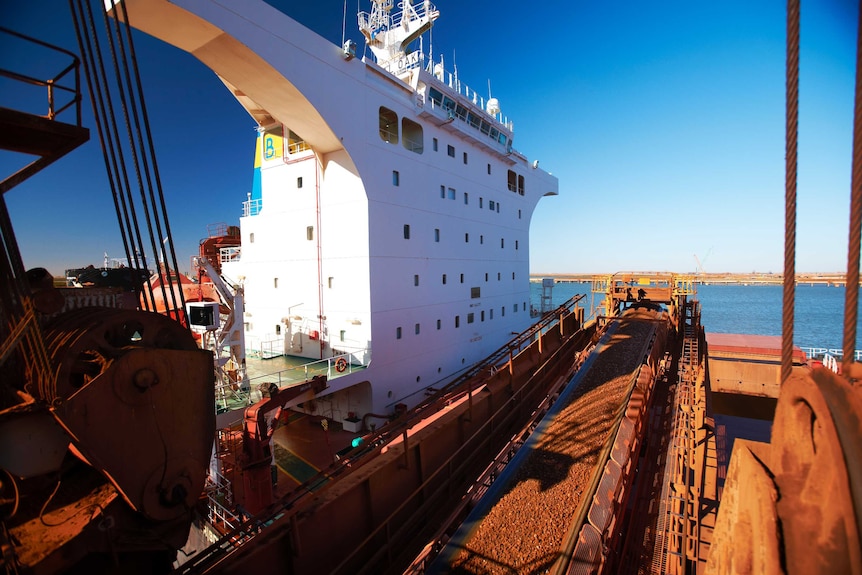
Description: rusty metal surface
xmin=707 ymin=367 xmax=862 ymax=575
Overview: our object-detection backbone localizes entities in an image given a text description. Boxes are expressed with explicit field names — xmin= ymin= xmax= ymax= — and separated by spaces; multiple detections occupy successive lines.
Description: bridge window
xmin=402 ymin=118 xmax=423 ymax=153
xmin=379 ymin=106 xmax=398 ymax=144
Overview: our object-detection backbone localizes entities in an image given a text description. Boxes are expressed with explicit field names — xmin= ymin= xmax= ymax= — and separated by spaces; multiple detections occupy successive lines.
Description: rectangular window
xmin=489 ymin=200 xmax=495 ymax=210
xmin=463 ymin=151 xmax=468 ymax=164
xmin=404 ymin=224 xmax=411 ymax=239
xmin=479 ymin=197 xmax=484 ymax=208
xmin=440 ymin=185 xmax=446 ymax=199
xmin=340 ymin=330 xmax=346 ymax=342
xmin=465 ymin=233 xmax=469 ymax=243
xmin=471 ymin=287 xmax=481 ymax=298
xmin=467 ymin=313 xmax=474 ymax=324
xmin=480 ymin=235 xmax=484 ymax=244
xmin=502 ymin=307 xmax=505 ymax=317
xmin=515 ymin=240 xmax=519 ymax=250
xmin=297 ymin=176 xmax=303 ymax=188
xmin=415 ymin=323 xmax=420 ymax=335
xmin=328 ymin=276 xmax=334 ymax=288
xmin=484 ymin=273 xmax=488 ymax=282
xmin=513 ymin=272 xmax=516 ymax=280
xmin=414 ymin=274 xmax=419 ymax=286
xmin=481 ymin=310 xmax=485 ymax=322
xmin=274 ymin=277 xmax=279 ymax=288
xmin=447 ymin=187 xmax=456 ymax=200
xmin=442 ymin=274 xmax=447 ymax=284
xmin=250 ymin=232 xmax=255 ymax=243
xmin=275 ymin=324 xmax=281 ymax=335
xmin=437 ymin=319 xmax=441 ymax=330
xmin=460 ymin=273 xmax=464 ymax=283
xmin=523 ymin=302 xmax=527 ymax=311
xmin=501 ymin=238 xmax=505 ymax=248
xmin=518 ymin=209 xmax=522 ymax=219
xmin=379 ymin=106 xmax=398 ymax=144
xmin=392 ymin=170 xmax=400 ymax=186
xmin=490 ymin=309 xmax=494 ymax=319
xmin=497 ymin=272 xmax=501 ymax=280
xmin=455 ymin=315 xmax=460 ymax=328
xmin=507 ymin=169 xmax=517 ymax=192
xmin=464 ymin=192 xmax=469 ymax=205
xmin=497 ymin=204 xmax=500 ymax=213
xmin=433 ymin=137 xmax=438 ymax=151
xmin=513 ymin=304 xmax=517 ymax=313
xmin=487 ymin=163 xmax=491 ymax=175
xmin=518 ymin=174 xmax=525 ymax=195
xmin=447 ymin=144 xmax=455 ymax=157
xmin=434 ymin=228 xmax=440 ymax=242
xmin=396 ymin=326 xmax=402 ymax=339
xmin=402 ymin=117 xmax=424 ymax=153
xmin=307 ymin=226 xmax=314 ymax=240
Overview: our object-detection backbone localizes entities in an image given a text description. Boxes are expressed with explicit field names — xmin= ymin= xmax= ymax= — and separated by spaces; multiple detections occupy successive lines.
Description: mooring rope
xmin=843 ymin=0 xmax=862 ymax=379
xmin=781 ymin=0 xmax=800 ymax=384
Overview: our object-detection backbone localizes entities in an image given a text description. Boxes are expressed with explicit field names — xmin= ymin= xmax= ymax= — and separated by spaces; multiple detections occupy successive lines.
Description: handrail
xmin=0 ymin=26 xmax=83 ymax=125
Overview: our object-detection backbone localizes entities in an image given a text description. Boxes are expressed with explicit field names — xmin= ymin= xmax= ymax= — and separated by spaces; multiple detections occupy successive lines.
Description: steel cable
xmin=782 ymin=0 xmax=800 ymax=385
xmin=843 ymin=0 xmax=862 ymax=378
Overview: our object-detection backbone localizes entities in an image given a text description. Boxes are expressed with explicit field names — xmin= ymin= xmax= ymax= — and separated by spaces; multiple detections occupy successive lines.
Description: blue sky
xmin=0 ymin=0 xmax=857 ymax=275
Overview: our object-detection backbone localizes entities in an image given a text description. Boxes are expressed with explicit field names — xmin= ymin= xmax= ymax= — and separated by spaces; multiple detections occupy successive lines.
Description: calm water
xmin=530 ymin=281 xmax=862 ymax=352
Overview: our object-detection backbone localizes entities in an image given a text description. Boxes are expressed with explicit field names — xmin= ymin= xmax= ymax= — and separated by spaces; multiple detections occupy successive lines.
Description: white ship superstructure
xmin=121 ymin=0 xmax=558 ymax=419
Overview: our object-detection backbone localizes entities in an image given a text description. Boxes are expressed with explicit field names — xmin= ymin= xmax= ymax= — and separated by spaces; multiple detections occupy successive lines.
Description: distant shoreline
xmin=530 ymin=272 xmax=858 ymax=287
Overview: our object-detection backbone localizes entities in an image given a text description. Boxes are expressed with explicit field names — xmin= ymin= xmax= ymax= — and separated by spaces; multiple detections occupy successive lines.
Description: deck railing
xmin=0 ymin=26 xmax=83 ymax=124
xmin=242 ymin=198 xmax=262 ymax=217
xmin=800 ymin=347 xmax=862 ymax=362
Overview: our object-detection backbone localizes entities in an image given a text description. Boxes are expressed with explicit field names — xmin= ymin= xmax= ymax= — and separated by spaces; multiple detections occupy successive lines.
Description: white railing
xmin=243 ymin=198 xmax=262 ymax=217
xmin=800 ymin=347 xmax=862 ymax=362
xmin=219 ymin=246 xmax=241 ymax=263
xmin=205 ymin=470 xmax=240 ymax=530
xmin=287 ymin=140 xmax=311 ymax=154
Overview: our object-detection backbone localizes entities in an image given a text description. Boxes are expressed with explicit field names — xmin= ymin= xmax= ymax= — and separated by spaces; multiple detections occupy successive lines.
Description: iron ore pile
xmin=450 ymin=308 xmax=660 ymax=574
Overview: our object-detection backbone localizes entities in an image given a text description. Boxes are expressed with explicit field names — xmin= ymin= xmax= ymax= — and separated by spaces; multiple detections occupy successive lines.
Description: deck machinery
xmin=0 ymin=24 xmax=215 ymax=574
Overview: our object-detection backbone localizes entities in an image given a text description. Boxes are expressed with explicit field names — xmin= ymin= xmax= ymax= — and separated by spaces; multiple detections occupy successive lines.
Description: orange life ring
xmin=335 ymin=358 xmax=348 ymax=373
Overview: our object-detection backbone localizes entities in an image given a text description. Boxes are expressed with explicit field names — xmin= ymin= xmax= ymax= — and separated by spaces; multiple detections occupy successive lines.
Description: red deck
xmin=707 ymin=333 xmax=807 ymax=363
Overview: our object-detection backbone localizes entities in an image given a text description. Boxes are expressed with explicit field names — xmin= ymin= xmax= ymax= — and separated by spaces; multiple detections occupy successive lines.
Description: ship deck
xmin=216 ymin=354 xmax=367 ymax=424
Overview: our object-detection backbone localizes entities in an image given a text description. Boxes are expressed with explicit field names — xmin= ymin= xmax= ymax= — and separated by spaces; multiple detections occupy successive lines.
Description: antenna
xmin=342 ymin=0 xmax=348 ymax=47
xmin=488 ymin=79 xmax=492 ymax=99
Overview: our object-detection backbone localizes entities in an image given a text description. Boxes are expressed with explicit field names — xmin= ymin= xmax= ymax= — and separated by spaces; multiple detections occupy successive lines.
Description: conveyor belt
xmin=429 ymin=307 xmax=668 ymax=575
